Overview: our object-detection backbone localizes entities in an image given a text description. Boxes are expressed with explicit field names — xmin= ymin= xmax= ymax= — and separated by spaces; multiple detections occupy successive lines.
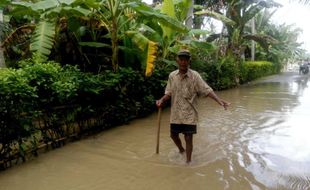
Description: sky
xmin=272 ymin=0 xmax=310 ymax=53
xmin=142 ymin=0 xmax=310 ymax=53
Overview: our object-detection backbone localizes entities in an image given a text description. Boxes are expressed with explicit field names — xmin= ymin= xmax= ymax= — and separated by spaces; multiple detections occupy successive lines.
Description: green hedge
xmin=239 ymin=61 xmax=276 ymax=84
xmin=191 ymin=58 xmax=277 ymax=90
xmin=0 ymin=59 xmax=166 ymax=168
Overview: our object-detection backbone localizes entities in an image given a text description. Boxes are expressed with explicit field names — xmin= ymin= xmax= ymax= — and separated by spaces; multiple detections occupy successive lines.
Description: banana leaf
xmin=30 ymin=21 xmax=55 ymax=60
xmin=195 ymin=10 xmax=236 ymax=27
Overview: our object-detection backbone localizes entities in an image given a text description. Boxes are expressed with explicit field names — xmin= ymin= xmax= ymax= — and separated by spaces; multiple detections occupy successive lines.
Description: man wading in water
xmin=156 ymin=49 xmax=230 ymax=164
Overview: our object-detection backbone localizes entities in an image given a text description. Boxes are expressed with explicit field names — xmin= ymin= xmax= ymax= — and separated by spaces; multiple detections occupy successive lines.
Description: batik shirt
xmin=165 ymin=69 xmax=213 ymax=125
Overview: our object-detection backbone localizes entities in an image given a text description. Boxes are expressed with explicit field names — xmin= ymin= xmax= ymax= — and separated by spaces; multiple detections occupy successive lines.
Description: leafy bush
xmin=18 ymin=60 xmax=81 ymax=106
xmin=0 ymin=57 xmax=168 ymax=168
xmin=0 ymin=68 xmax=37 ymax=163
xmin=191 ymin=55 xmax=239 ymax=90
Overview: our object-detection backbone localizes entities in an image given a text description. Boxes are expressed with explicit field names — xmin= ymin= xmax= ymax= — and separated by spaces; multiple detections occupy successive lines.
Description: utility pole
xmin=251 ymin=18 xmax=255 ymax=61
xmin=0 ymin=9 xmax=5 ymax=68
xmin=185 ymin=0 xmax=194 ymax=28
xmin=152 ymin=0 xmax=161 ymax=4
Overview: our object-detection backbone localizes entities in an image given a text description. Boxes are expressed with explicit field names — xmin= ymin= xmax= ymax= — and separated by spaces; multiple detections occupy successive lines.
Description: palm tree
xmin=265 ymin=23 xmax=304 ymax=68
xmin=243 ymin=9 xmax=277 ymax=60
xmin=196 ymin=0 xmax=280 ymax=58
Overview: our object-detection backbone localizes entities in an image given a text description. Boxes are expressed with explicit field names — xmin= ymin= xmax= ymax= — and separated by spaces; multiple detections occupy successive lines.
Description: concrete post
xmin=251 ymin=18 xmax=255 ymax=61
xmin=185 ymin=0 xmax=194 ymax=28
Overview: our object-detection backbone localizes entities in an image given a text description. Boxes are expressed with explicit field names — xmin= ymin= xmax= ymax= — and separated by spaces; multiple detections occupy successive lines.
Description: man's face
xmin=176 ymin=56 xmax=191 ymax=71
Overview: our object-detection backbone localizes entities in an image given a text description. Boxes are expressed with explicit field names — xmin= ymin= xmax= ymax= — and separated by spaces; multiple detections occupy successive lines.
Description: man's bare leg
xmin=184 ymin=134 xmax=193 ymax=163
xmin=170 ymin=133 xmax=185 ymax=153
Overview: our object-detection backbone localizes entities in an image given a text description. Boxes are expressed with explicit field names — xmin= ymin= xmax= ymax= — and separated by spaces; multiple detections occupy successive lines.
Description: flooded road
xmin=1 ymin=72 xmax=310 ymax=190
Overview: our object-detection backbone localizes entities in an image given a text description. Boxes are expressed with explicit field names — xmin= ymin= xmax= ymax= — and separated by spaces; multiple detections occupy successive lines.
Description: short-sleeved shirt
xmin=165 ymin=69 xmax=213 ymax=125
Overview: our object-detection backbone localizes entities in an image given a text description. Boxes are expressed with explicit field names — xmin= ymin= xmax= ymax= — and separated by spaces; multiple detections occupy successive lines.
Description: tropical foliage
xmin=195 ymin=0 xmax=281 ymax=58
xmin=2 ymin=0 xmax=185 ymax=74
xmin=2 ymin=0 xmax=305 ymax=73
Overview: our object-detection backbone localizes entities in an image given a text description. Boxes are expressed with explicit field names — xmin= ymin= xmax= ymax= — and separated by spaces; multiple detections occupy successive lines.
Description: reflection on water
xmin=0 ymin=72 xmax=310 ymax=190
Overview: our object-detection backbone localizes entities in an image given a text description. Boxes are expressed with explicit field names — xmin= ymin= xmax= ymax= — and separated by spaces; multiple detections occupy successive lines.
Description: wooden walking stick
xmin=156 ymin=107 xmax=162 ymax=154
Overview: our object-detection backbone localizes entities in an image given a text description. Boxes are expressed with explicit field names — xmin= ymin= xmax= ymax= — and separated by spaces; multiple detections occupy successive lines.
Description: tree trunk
xmin=111 ymin=17 xmax=119 ymax=72
xmin=0 ymin=47 xmax=4 ymax=68
xmin=0 ymin=9 xmax=6 ymax=68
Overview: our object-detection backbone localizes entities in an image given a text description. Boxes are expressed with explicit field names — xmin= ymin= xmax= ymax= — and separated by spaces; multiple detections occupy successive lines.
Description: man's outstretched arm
xmin=207 ymin=91 xmax=230 ymax=110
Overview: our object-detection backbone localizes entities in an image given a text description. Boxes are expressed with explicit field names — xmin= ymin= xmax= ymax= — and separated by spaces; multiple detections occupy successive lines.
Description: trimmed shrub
xmin=240 ymin=61 xmax=276 ymax=83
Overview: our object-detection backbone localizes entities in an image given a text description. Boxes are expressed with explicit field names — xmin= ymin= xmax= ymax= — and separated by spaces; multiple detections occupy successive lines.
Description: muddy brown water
xmin=1 ymin=72 xmax=310 ymax=190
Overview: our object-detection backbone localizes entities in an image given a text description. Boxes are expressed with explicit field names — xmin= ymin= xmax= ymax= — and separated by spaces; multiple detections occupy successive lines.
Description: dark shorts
xmin=170 ymin=123 xmax=197 ymax=134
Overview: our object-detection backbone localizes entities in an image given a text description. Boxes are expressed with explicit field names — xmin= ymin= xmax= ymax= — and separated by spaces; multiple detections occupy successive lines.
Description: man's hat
xmin=177 ymin=49 xmax=191 ymax=57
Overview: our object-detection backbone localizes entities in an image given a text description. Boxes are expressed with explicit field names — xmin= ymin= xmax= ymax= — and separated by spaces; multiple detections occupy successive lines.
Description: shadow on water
xmin=0 ymin=72 xmax=310 ymax=190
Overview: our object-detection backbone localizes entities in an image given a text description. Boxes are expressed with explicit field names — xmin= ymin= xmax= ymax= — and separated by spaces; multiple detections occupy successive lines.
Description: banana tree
xmin=90 ymin=0 xmax=123 ymax=72
xmin=79 ymin=0 xmax=189 ymax=74
xmin=2 ymin=0 xmax=92 ymax=63
xmin=132 ymin=0 xmax=214 ymax=63
xmin=81 ymin=0 xmax=183 ymax=72
xmin=4 ymin=0 xmax=208 ymax=76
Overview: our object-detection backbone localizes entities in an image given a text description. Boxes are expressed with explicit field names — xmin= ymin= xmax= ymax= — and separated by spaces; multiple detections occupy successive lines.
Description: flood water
xmin=1 ymin=72 xmax=310 ymax=190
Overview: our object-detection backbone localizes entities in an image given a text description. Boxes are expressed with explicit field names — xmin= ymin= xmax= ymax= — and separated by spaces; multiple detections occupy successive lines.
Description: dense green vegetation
xmin=0 ymin=0 xmax=307 ymax=169
xmin=0 ymin=57 xmax=168 ymax=168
